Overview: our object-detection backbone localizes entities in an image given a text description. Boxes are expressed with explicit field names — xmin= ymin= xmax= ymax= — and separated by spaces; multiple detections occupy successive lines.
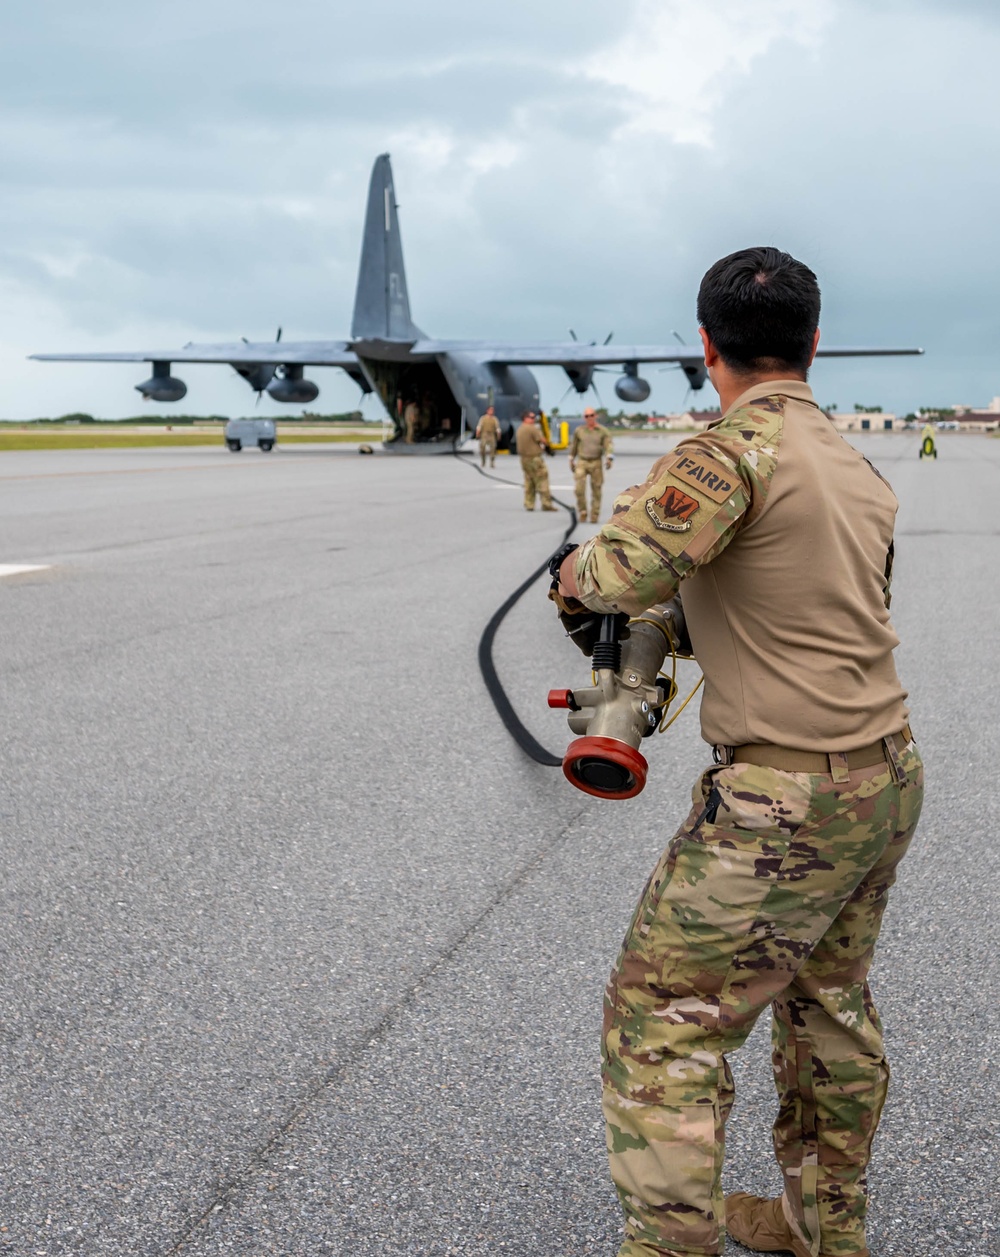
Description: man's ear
xmin=699 ymin=327 xmax=719 ymax=368
xmin=808 ymin=327 xmax=820 ymax=367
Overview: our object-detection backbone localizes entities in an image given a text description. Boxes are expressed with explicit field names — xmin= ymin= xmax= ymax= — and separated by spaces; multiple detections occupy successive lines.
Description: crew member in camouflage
xmin=476 ymin=405 xmax=502 ymax=467
xmin=515 ymin=410 xmax=556 ymax=511
xmin=570 ymin=406 xmax=614 ymax=521
xmin=554 ymin=248 xmax=923 ymax=1257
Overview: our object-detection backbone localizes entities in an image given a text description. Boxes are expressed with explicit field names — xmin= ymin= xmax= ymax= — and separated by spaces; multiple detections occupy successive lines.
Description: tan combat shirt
xmin=477 ymin=413 xmax=501 ymax=440
xmin=516 ymin=423 xmax=547 ymax=458
xmin=571 ymin=423 xmax=613 ymax=461
xmin=572 ymin=380 xmax=908 ymax=751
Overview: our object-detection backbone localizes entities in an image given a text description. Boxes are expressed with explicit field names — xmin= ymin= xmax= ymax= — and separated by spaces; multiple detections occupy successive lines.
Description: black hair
xmin=696 ymin=247 xmax=821 ymax=376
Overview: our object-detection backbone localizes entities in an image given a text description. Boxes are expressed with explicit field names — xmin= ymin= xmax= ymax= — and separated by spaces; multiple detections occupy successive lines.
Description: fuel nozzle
xmin=548 ymin=604 xmax=683 ymax=799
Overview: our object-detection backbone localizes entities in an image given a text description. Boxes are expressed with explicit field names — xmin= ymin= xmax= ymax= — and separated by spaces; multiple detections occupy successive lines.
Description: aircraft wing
xmin=30 ymin=340 xmax=359 ymax=366
xmin=412 ymin=340 xmax=704 ymax=366
xmin=411 ymin=340 xmax=923 ymax=366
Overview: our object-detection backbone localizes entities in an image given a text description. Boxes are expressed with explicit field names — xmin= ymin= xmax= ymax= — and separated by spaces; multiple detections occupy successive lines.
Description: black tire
xmin=259 ymin=440 xmax=273 ymax=452
xmin=227 ymin=439 xmax=242 ymax=452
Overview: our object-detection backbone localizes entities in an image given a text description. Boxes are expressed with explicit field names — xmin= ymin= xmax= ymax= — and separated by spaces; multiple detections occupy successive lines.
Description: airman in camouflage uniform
xmin=515 ymin=411 xmax=557 ymax=511
xmin=570 ymin=407 xmax=614 ymax=521
xmin=554 ymin=248 xmax=922 ymax=1257
xmin=476 ymin=405 xmax=502 ymax=467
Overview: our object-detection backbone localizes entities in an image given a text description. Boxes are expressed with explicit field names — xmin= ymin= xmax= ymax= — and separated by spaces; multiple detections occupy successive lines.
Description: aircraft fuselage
xmin=354 ymin=344 xmax=540 ymax=448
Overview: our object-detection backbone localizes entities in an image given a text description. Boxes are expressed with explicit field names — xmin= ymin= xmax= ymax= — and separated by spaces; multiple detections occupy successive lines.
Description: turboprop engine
xmin=136 ymin=361 xmax=187 ymax=402
xmin=614 ymin=362 xmax=651 ymax=403
xmin=682 ymin=363 xmax=708 ymax=391
xmin=233 ymin=362 xmax=277 ymax=393
xmin=267 ymin=364 xmax=319 ymax=404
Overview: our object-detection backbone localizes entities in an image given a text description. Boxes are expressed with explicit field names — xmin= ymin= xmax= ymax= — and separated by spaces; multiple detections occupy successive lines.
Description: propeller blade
xmin=671 ymin=330 xmax=687 ymax=345
xmin=569 ymin=328 xmax=578 ymax=341
xmin=276 ymin=326 xmax=282 ymax=343
xmin=603 ymin=331 xmax=614 ymax=345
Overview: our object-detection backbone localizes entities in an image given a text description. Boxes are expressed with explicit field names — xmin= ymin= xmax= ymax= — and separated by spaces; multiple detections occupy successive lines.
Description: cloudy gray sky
xmin=2 ymin=0 xmax=997 ymax=419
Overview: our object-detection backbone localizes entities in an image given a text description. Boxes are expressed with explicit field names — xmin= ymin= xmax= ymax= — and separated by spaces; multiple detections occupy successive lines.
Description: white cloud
xmin=583 ymin=0 xmax=835 ymax=144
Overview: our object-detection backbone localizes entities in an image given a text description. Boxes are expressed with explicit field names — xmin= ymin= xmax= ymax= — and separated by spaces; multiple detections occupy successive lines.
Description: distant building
xmin=952 ymin=411 xmax=1000 ymax=431
xmin=686 ymin=409 xmax=724 ymax=427
xmin=827 ymin=411 xmax=902 ymax=432
xmin=643 ymin=413 xmax=697 ymax=430
xmin=927 ymin=398 xmax=1000 ymax=431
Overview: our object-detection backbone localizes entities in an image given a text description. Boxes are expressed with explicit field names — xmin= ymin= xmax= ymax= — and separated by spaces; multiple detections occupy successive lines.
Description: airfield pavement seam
xmin=161 ymin=797 xmax=593 ymax=1254
xmin=159 ymin=454 xmax=584 ymax=1251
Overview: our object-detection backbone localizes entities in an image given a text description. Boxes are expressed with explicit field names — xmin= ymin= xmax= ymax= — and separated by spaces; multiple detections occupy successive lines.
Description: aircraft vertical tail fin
xmin=351 ymin=154 xmax=421 ymax=341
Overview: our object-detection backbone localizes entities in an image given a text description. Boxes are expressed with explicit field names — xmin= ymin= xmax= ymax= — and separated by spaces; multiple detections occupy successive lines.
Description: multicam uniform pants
xmin=520 ymin=454 xmax=552 ymax=509
xmin=479 ymin=437 xmax=497 ymax=467
xmin=574 ymin=456 xmax=605 ymax=520
xmin=603 ymin=732 xmax=923 ymax=1257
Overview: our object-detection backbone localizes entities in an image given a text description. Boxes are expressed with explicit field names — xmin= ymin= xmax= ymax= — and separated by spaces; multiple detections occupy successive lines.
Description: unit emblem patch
xmin=645 ymin=485 xmax=700 ymax=532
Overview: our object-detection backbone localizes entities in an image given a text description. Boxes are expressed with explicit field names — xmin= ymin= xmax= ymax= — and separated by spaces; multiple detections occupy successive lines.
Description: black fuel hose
xmin=458 ymin=452 xmax=577 ymax=767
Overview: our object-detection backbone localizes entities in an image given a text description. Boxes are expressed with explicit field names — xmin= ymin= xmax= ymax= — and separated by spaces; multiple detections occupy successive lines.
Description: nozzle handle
xmin=591 ymin=614 xmax=623 ymax=672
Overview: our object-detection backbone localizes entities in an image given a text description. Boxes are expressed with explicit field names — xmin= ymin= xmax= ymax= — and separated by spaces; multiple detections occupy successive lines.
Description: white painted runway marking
xmin=0 ymin=564 xmax=50 ymax=578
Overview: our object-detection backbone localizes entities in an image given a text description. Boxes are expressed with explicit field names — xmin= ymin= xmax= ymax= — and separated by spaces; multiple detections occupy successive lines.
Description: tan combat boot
xmin=725 ymin=1193 xmax=870 ymax=1257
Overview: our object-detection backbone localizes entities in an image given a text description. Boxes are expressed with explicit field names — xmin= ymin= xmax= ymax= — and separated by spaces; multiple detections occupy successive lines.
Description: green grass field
xmin=0 ymin=428 xmax=377 ymax=451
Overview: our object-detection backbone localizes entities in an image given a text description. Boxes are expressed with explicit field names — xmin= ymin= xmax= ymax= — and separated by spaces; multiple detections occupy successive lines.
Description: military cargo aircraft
xmin=32 ymin=154 xmax=922 ymax=452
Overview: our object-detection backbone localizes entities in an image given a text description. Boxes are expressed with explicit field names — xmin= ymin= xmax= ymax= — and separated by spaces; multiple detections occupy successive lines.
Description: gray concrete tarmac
xmin=0 ymin=434 xmax=995 ymax=1256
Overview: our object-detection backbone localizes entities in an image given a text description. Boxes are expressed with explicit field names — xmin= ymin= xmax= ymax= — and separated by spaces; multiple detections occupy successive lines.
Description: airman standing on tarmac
xmin=403 ymin=398 xmax=421 ymax=444
xmin=515 ymin=411 xmax=557 ymax=511
xmin=569 ymin=407 xmax=614 ymax=522
xmin=476 ymin=405 xmax=501 ymax=468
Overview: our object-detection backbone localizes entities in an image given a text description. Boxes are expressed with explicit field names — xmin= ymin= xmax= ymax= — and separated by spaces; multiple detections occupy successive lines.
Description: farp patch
xmin=645 ymin=484 xmax=700 ymax=532
xmin=671 ymin=452 xmax=738 ymax=503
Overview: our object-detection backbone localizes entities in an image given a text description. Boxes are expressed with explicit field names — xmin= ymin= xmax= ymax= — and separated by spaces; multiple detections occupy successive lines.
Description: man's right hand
xmin=547 ymin=589 xmax=629 ymax=656
xmin=547 ymin=586 xmax=596 ymax=652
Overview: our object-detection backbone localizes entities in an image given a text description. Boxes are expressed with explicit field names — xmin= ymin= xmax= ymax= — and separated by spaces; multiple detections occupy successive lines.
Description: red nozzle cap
xmin=547 ymin=689 xmax=575 ymax=709
xmin=562 ymin=736 xmax=648 ymax=800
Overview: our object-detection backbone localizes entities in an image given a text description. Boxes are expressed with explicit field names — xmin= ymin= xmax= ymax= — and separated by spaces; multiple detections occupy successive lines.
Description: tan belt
xmin=718 ymin=725 xmax=913 ymax=774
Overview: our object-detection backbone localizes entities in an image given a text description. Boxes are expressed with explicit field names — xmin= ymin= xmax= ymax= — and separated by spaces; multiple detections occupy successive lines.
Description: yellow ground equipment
xmin=539 ymin=411 xmax=570 ymax=451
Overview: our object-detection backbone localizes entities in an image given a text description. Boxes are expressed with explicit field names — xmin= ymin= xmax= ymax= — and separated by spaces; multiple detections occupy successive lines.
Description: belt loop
xmin=883 ymin=734 xmax=903 ymax=786
xmin=828 ymin=751 xmax=850 ymax=783
xmin=713 ymin=744 xmax=732 ymax=766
